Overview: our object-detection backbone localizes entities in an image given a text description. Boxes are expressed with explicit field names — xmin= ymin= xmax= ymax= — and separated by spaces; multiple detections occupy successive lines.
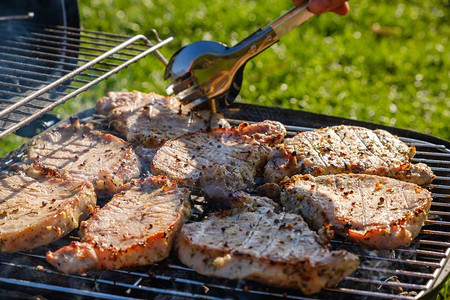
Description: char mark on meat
xmin=46 ymin=176 xmax=191 ymax=274
xmin=176 ymin=191 xmax=359 ymax=295
xmin=96 ymin=91 xmax=230 ymax=153
xmin=265 ymin=125 xmax=435 ymax=185
xmin=280 ymin=173 xmax=432 ymax=249
xmin=23 ymin=120 xmax=141 ymax=196
xmin=0 ymin=164 xmax=96 ymax=252
xmin=152 ymin=120 xmax=286 ymax=205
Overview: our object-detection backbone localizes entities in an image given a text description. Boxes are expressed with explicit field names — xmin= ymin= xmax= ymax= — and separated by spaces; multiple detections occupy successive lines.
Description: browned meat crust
xmin=152 ymin=121 xmax=286 ymax=202
xmin=96 ymin=91 xmax=230 ymax=149
xmin=46 ymin=176 xmax=191 ymax=274
xmin=264 ymin=125 xmax=435 ymax=185
xmin=23 ymin=120 xmax=141 ymax=196
xmin=280 ymin=174 xmax=433 ymax=249
xmin=0 ymin=164 xmax=96 ymax=252
xmin=176 ymin=192 xmax=359 ymax=294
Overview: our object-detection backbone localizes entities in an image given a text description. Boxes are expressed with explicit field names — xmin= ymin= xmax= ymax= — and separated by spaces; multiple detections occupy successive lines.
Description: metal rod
xmin=415 ymin=151 xmax=450 ymax=158
xmin=0 ymin=57 xmax=96 ymax=79
xmin=425 ymin=220 xmax=450 ymax=226
xmin=0 ymin=12 xmax=34 ymax=22
xmin=432 ymin=194 xmax=450 ymax=198
xmin=431 ymin=184 xmax=450 ymax=190
xmin=429 ymin=210 xmax=450 ymax=217
xmin=0 ymin=65 xmax=91 ymax=85
xmin=357 ymin=266 xmax=434 ymax=279
xmin=42 ymin=27 xmax=149 ymax=50
xmin=412 ymin=158 xmax=450 ymax=165
xmin=0 ymin=43 xmax=128 ymax=68
xmin=0 ymin=34 xmax=154 ymax=120
xmin=324 ymin=287 xmax=414 ymax=300
xmin=0 ymin=81 xmax=69 ymax=97
xmin=22 ymin=32 xmax=139 ymax=58
xmin=30 ymin=30 xmax=141 ymax=52
xmin=0 ymin=49 xmax=111 ymax=73
xmin=0 ymin=98 xmax=51 ymax=109
xmin=345 ymin=276 xmax=427 ymax=290
xmin=418 ymin=239 xmax=450 ymax=247
xmin=0 ymin=42 xmax=79 ymax=63
xmin=358 ymin=255 xmax=441 ymax=268
xmin=0 ymin=36 xmax=173 ymax=139
xmin=0 ymin=278 xmax=134 ymax=300
xmin=420 ymin=229 xmax=450 ymax=237
xmin=430 ymin=202 xmax=450 ymax=208
xmin=331 ymin=239 xmax=447 ymax=258
xmin=0 ymin=39 xmax=96 ymax=62
xmin=396 ymin=247 xmax=447 ymax=258
xmin=39 ymin=26 xmax=169 ymax=65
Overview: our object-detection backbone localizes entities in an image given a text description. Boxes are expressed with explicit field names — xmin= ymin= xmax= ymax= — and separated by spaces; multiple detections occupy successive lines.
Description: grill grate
xmin=0 ymin=108 xmax=448 ymax=299
xmin=0 ymin=22 xmax=172 ymax=140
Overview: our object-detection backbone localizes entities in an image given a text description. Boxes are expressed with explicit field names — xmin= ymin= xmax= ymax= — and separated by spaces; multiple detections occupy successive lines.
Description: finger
xmin=331 ymin=3 xmax=349 ymax=15
xmin=308 ymin=0 xmax=347 ymax=14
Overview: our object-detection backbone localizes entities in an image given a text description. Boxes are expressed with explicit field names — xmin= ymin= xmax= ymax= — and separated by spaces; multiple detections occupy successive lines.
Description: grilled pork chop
xmin=46 ymin=176 xmax=190 ymax=274
xmin=280 ymin=174 xmax=432 ymax=249
xmin=177 ymin=192 xmax=359 ymax=295
xmin=152 ymin=120 xmax=286 ymax=202
xmin=96 ymin=91 xmax=229 ymax=149
xmin=0 ymin=165 xmax=96 ymax=252
xmin=265 ymin=125 xmax=435 ymax=185
xmin=24 ymin=120 xmax=141 ymax=196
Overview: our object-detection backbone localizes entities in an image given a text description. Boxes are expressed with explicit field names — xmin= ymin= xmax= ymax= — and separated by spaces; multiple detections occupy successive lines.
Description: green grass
xmin=437 ymin=279 xmax=449 ymax=300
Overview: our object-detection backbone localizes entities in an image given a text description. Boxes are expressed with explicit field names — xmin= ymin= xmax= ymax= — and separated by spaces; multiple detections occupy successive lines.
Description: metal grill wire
xmin=0 ymin=22 xmax=172 ymax=140
xmin=0 ymin=114 xmax=448 ymax=300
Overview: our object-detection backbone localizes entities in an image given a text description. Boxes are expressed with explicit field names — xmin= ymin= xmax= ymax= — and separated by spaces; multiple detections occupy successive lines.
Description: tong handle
xmin=229 ymin=3 xmax=314 ymax=73
xmin=269 ymin=2 xmax=314 ymax=38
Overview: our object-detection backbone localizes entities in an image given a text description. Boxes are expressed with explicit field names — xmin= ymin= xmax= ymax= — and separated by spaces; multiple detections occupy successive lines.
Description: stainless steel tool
xmin=164 ymin=2 xmax=314 ymax=110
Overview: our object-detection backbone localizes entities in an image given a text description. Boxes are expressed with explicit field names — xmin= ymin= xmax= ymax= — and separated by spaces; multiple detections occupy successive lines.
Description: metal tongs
xmin=164 ymin=1 xmax=314 ymax=110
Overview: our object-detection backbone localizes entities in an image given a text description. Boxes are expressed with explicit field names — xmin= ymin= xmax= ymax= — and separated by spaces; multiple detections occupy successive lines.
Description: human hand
xmin=293 ymin=0 xmax=349 ymax=16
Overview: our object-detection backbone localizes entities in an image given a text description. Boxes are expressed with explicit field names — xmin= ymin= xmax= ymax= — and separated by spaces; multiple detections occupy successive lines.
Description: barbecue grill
xmin=0 ymin=1 xmax=449 ymax=300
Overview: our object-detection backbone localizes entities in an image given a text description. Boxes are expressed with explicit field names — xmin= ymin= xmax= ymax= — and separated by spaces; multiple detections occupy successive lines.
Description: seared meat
xmin=280 ymin=174 xmax=432 ymax=249
xmin=96 ymin=91 xmax=230 ymax=149
xmin=0 ymin=165 xmax=96 ymax=252
xmin=264 ymin=125 xmax=435 ymax=185
xmin=152 ymin=120 xmax=286 ymax=202
xmin=95 ymin=91 xmax=169 ymax=116
xmin=46 ymin=176 xmax=190 ymax=274
xmin=24 ymin=120 xmax=141 ymax=196
xmin=176 ymin=192 xmax=359 ymax=295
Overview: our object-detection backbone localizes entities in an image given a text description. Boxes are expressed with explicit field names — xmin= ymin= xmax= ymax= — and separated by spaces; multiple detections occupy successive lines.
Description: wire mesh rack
xmin=0 ymin=106 xmax=448 ymax=299
xmin=0 ymin=22 xmax=173 ymax=140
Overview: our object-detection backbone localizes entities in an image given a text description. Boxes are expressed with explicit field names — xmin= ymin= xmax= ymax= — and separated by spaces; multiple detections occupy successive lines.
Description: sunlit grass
xmin=0 ymin=0 xmax=448 ymax=157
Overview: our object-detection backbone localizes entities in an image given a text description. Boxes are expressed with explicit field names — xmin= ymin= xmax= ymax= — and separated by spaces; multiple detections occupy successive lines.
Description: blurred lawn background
xmin=0 ymin=0 xmax=449 ymax=155
xmin=0 ymin=0 xmax=449 ymax=297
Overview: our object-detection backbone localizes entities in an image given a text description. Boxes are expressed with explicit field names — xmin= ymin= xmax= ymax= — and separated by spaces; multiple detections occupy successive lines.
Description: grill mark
xmin=374 ymin=130 xmax=409 ymax=158
xmin=332 ymin=176 xmax=342 ymax=220
xmin=173 ymin=134 xmax=261 ymax=164
xmin=156 ymin=133 xmax=266 ymax=182
xmin=355 ymin=177 xmax=367 ymax=227
xmin=239 ymin=213 xmax=264 ymax=251
xmin=333 ymin=127 xmax=387 ymax=171
xmin=322 ymin=129 xmax=359 ymax=171
xmin=257 ymin=212 xmax=286 ymax=257
xmin=350 ymin=128 xmax=390 ymax=168
xmin=297 ymin=133 xmax=330 ymax=171
xmin=399 ymin=185 xmax=412 ymax=212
